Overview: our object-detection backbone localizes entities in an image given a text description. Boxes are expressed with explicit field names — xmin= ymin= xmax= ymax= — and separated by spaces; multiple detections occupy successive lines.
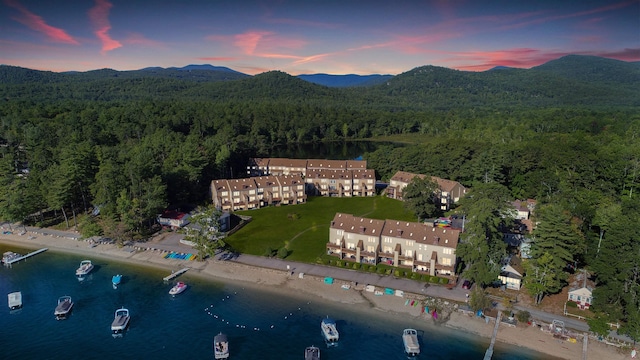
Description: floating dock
xmin=163 ymin=268 xmax=189 ymax=282
xmin=4 ymin=248 xmax=48 ymax=266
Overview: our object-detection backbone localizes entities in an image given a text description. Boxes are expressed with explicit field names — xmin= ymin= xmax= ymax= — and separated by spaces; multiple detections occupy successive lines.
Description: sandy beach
xmin=0 ymin=230 xmax=631 ymax=360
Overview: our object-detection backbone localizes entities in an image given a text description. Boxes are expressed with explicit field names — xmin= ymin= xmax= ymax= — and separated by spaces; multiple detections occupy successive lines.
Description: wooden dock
xmin=4 ymin=248 xmax=48 ymax=266
xmin=163 ymin=268 xmax=189 ymax=281
xmin=483 ymin=310 xmax=502 ymax=360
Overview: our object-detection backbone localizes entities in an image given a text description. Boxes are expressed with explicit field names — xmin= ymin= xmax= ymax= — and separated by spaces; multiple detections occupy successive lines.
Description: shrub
xmin=410 ymin=273 xmax=418 ymax=280
xmin=516 ymin=310 xmax=531 ymax=323
xmin=421 ymin=275 xmax=431 ymax=282
xmin=353 ymin=263 xmax=360 ymax=270
xmin=376 ymin=267 xmax=385 ymax=274
xmin=566 ymin=301 xmax=578 ymax=308
xmin=369 ymin=266 xmax=377 ymax=273
xmin=385 ymin=269 xmax=393 ymax=275
xmin=394 ymin=270 xmax=401 ymax=277
xmin=438 ymin=277 xmax=448 ymax=284
xmin=328 ymin=260 xmax=334 ymax=266
xmin=429 ymin=276 xmax=440 ymax=284
xmin=277 ymin=247 xmax=289 ymax=259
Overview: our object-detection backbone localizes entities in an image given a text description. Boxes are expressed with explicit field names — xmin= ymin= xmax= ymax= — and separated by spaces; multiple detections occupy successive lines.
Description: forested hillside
xmin=0 ymin=55 xmax=638 ymax=340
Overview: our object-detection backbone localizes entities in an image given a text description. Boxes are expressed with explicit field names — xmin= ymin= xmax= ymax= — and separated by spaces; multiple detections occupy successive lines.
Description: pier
xmin=483 ymin=310 xmax=502 ymax=360
xmin=4 ymin=248 xmax=48 ymax=266
xmin=163 ymin=267 xmax=189 ymax=281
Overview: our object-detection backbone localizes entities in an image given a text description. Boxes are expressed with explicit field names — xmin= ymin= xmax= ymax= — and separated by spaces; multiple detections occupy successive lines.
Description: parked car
xmin=462 ymin=280 xmax=473 ymax=290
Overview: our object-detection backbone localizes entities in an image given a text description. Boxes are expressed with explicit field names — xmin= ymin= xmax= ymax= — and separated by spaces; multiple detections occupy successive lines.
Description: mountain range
xmin=1 ymin=55 xmax=638 ymax=107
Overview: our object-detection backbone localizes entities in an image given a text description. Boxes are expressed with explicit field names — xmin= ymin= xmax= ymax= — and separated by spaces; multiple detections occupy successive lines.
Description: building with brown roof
xmin=211 ymin=174 xmax=307 ymax=211
xmin=386 ymin=170 xmax=467 ymax=211
xmin=327 ymin=213 xmax=460 ymax=281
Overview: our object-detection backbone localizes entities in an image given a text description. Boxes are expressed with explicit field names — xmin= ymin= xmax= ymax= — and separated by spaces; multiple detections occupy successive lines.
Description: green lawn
xmin=228 ymin=195 xmax=416 ymax=262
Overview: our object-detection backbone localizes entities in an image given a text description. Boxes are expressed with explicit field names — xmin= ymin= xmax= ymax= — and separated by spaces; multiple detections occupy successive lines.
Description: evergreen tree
xmin=456 ymin=183 xmax=512 ymax=286
xmin=402 ymin=176 xmax=439 ymax=221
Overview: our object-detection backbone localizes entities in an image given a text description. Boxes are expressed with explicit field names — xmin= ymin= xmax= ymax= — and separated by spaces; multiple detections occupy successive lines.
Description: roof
xmin=330 ymin=213 xmax=386 ymax=237
xmin=389 ymin=171 xmax=425 ymax=183
xmin=381 ymin=220 xmax=460 ymax=249
xmin=278 ymin=174 xmax=305 ymax=186
xmin=267 ymin=158 xmax=308 ymax=168
xmin=569 ymin=287 xmax=593 ymax=296
xmin=211 ymin=179 xmax=231 ymax=191
xmin=430 ymin=176 xmax=465 ymax=193
xmin=346 ymin=160 xmax=367 ymax=169
xmin=351 ymin=169 xmax=375 ymax=180
xmin=228 ymin=178 xmax=257 ymax=190
xmin=159 ymin=210 xmax=189 ymax=220
xmin=253 ymin=175 xmax=279 ymax=188
xmin=306 ymin=159 xmax=347 ymax=170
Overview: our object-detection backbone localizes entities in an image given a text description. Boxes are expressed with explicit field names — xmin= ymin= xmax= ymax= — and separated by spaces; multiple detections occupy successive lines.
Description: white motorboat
xmin=305 ymin=346 xmax=320 ymax=360
xmin=111 ymin=307 xmax=130 ymax=335
xmin=75 ymin=260 xmax=94 ymax=278
xmin=402 ymin=328 xmax=420 ymax=357
xmin=8 ymin=291 xmax=22 ymax=310
xmin=321 ymin=316 xmax=339 ymax=346
xmin=213 ymin=332 xmax=229 ymax=359
xmin=168 ymin=281 xmax=187 ymax=296
xmin=54 ymin=296 xmax=74 ymax=320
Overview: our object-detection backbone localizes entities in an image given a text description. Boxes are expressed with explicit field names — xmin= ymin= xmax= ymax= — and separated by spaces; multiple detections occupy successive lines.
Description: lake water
xmin=0 ymin=245 xmax=551 ymax=359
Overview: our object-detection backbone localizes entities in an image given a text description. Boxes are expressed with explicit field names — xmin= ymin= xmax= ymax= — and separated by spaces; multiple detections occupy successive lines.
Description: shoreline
xmin=0 ymin=232 xmax=628 ymax=360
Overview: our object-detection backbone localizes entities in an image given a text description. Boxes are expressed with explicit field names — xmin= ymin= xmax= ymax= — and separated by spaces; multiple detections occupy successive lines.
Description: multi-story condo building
xmin=211 ymin=174 xmax=306 ymax=211
xmin=386 ymin=171 xmax=467 ymax=211
xmin=327 ymin=213 xmax=460 ymax=280
xmin=247 ymin=157 xmax=367 ymax=177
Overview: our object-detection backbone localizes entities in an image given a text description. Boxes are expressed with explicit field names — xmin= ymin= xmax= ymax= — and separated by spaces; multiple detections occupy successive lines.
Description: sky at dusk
xmin=1 ymin=0 xmax=639 ymax=75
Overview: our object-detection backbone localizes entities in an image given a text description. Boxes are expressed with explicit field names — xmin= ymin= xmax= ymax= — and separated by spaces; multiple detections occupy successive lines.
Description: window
xmin=283 ymin=186 xmax=289 ymax=191
xmin=368 ymin=236 xmax=376 ymax=243
xmin=221 ymin=191 xmax=228 ymax=196
xmin=367 ymin=246 xmax=375 ymax=252
xmin=443 ymin=248 xmax=452 ymax=255
xmin=442 ymin=258 xmax=452 ymax=266
xmin=405 ymin=250 xmax=413 ymax=257
xmin=405 ymin=240 xmax=415 ymax=247
xmin=233 ymin=191 xmax=239 ymax=196
xmin=336 ymin=230 xmax=344 ymax=236
xmin=417 ymin=254 xmax=423 ymax=261
xmin=384 ymin=237 xmax=392 ymax=243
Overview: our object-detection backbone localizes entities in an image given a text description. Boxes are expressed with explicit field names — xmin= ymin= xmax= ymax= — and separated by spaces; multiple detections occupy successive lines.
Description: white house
xmin=157 ymin=210 xmax=190 ymax=229
xmin=499 ymin=264 xmax=523 ymax=290
xmin=568 ymin=287 xmax=593 ymax=310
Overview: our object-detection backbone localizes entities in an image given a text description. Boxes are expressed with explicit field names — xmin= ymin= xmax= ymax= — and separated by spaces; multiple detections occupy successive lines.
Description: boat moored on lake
xmin=402 ymin=328 xmax=420 ymax=357
xmin=8 ymin=291 xmax=22 ymax=310
xmin=321 ymin=316 xmax=339 ymax=346
xmin=54 ymin=296 xmax=73 ymax=320
xmin=213 ymin=332 xmax=229 ymax=359
xmin=112 ymin=274 xmax=122 ymax=289
xmin=169 ymin=281 xmax=187 ymax=296
xmin=305 ymin=345 xmax=320 ymax=360
xmin=75 ymin=260 xmax=94 ymax=279
xmin=111 ymin=307 xmax=130 ymax=336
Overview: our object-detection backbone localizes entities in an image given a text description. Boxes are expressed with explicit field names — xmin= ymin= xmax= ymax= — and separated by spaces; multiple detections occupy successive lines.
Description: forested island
xmin=0 ymin=54 xmax=638 ymax=341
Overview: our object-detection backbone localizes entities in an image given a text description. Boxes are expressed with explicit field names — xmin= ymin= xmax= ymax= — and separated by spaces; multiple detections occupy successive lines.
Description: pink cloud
xmin=88 ymin=0 xmax=121 ymax=54
xmin=4 ymin=0 xmax=79 ymax=44
xmin=234 ymin=31 xmax=272 ymax=55
xmin=450 ymin=47 xmax=640 ymax=72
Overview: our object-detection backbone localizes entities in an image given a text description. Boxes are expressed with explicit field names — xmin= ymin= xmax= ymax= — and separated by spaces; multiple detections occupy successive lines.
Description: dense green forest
xmin=0 ymin=55 xmax=638 ymax=340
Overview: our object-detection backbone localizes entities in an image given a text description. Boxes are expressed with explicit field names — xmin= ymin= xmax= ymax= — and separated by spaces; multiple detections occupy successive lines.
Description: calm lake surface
xmin=0 ymin=245 xmax=551 ymax=359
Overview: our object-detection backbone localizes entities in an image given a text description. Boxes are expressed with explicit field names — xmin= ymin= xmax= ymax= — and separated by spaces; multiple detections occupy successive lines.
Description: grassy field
xmin=228 ymin=195 xmax=416 ymax=262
